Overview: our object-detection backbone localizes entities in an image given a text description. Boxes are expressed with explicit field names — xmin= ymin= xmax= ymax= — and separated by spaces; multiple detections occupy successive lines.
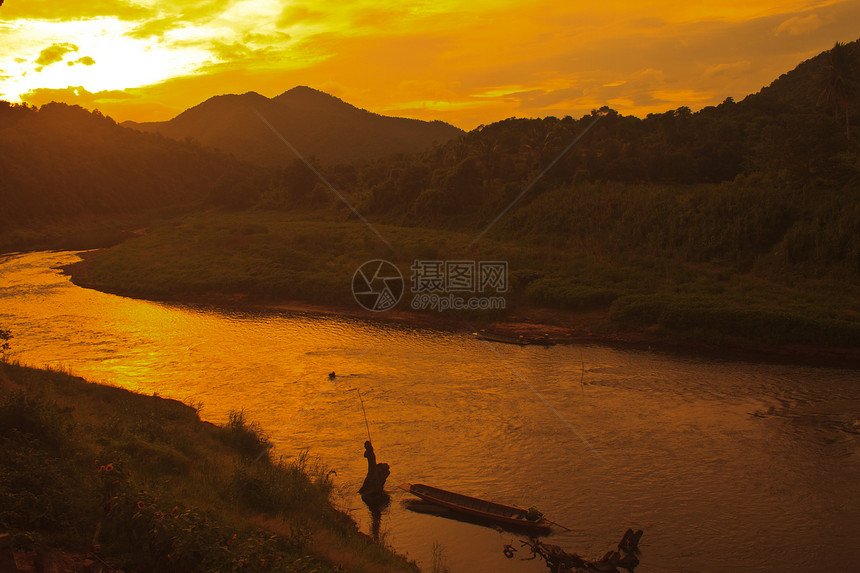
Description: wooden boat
xmin=399 ymin=483 xmax=553 ymax=531
xmin=473 ymin=331 xmax=529 ymax=345
xmin=473 ymin=331 xmax=556 ymax=347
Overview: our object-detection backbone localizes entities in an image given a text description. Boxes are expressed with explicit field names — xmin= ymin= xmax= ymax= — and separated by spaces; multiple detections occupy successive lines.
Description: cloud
xmin=125 ymin=17 xmax=177 ymax=40
xmin=705 ymin=60 xmax=752 ymax=78
xmin=67 ymin=56 xmax=96 ymax=67
xmin=22 ymin=85 xmax=134 ymax=107
xmin=34 ymin=42 xmax=78 ymax=71
xmin=124 ymin=0 xmax=238 ymax=40
xmin=651 ymin=89 xmax=715 ymax=103
xmin=775 ymin=14 xmax=821 ymax=35
xmin=278 ymin=4 xmax=326 ymax=28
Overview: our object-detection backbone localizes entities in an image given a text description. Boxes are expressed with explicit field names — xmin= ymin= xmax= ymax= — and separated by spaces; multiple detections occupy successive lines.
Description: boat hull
xmin=473 ymin=332 xmax=556 ymax=346
xmin=399 ymin=483 xmax=552 ymax=531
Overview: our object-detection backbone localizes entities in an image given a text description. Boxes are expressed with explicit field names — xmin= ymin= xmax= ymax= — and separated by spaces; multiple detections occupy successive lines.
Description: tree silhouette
xmin=817 ymin=41 xmax=858 ymax=139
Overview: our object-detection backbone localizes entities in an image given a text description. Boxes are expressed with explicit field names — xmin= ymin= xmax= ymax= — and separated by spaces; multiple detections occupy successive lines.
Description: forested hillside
xmin=287 ymin=40 xmax=858 ymax=283
xmin=340 ymin=40 xmax=858 ymax=218
xmin=0 ymin=101 xmax=243 ymax=226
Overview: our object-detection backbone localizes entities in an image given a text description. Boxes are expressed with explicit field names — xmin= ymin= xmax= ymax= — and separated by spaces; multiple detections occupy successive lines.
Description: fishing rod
xmin=357 ymin=387 xmax=372 ymax=442
xmin=580 ymin=350 xmax=585 ymax=393
xmin=545 ymin=517 xmax=573 ymax=532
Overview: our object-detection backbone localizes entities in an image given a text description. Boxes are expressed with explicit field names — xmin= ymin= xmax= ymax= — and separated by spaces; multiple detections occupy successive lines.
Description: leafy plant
xmin=0 ymin=328 xmax=11 ymax=356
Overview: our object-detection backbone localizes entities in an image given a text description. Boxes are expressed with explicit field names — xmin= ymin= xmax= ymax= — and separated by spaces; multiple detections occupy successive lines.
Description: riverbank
xmin=0 ymin=361 xmax=419 ymax=573
xmin=63 ymin=247 xmax=860 ymax=368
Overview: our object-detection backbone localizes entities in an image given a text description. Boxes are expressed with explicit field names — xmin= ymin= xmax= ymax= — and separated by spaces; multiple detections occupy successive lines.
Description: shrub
xmin=219 ymin=409 xmax=272 ymax=462
xmin=0 ymin=328 xmax=10 ymax=355
xmin=0 ymin=390 xmax=67 ymax=449
xmin=527 ymin=277 xmax=620 ymax=311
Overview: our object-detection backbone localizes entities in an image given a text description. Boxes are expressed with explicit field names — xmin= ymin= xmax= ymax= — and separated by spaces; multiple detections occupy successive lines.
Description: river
xmin=1 ymin=250 xmax=858 ymax=572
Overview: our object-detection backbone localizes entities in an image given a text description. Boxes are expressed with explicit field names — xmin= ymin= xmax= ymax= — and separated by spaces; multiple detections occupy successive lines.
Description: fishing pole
xmin=357 ymin=387 xmax=372 ymax=442
xmin=580 ymin=350 xmax=585 ymax=393
xmin=545 ymin=517 xmax=573 ymax=532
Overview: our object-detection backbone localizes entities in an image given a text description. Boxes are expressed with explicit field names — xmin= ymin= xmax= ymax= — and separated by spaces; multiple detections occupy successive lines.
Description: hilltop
xmin=123 ymin=86 xmax=463 ymax=166
xmin=0 ymin=100 xmax=251 ymax=252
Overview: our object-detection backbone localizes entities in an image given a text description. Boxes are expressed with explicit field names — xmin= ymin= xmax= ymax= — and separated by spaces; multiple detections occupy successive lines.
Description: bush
xmin=229 ymin=451 xmax=335 ymax=520
xmin=0 ymin=433 xmax=77 ymax=533
xmin=0 ymin=328 xmax=10 ymax=355
xmin=527 ymin=277 xmax=620 ymax=311
xmin=657 ymin=302 xmax=860 ymax=346
xmin=219 ymin=409 xmax=272 ymax=462
xmin=0 ymin=390 xmax=67 ymax=449
xmin=610 ymin=295 xmax=670 ymax=327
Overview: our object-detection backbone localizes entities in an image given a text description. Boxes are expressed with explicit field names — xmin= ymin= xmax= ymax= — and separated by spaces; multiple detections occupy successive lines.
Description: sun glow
xmin=1 ymin=17 xmax=210 ymax=102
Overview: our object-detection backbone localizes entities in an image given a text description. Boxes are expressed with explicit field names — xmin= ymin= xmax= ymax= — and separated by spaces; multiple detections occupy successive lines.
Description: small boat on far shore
xmin=473 ymin=331 xmax=556 ymax=346
xmin=474 ymin=331 xmax=529 ymax=345
xmin=399 ymin=483 xmax=553 ymax=531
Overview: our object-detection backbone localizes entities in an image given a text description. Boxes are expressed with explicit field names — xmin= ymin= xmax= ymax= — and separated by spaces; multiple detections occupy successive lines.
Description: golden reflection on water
xmin=2 ymin=251 xmax=859 ymax=572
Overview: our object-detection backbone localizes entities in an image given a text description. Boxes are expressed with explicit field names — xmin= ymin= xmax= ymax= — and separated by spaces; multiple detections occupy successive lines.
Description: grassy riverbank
xmin=65 ymin=209 xmax=860 ymax=363
xmin=0 ymin=360 xmax=418 ymax=572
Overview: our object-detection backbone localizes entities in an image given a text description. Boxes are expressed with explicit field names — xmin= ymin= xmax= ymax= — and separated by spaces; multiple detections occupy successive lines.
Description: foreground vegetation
xmin=0 ymin=360 xmax=418 ymax=572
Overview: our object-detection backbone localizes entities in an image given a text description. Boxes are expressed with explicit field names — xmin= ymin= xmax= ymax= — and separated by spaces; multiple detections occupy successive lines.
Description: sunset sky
xmin=1 ymin=0 xmax=858 ymax=129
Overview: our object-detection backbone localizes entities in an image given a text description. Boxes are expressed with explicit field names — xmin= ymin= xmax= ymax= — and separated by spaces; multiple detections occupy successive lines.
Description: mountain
xmin=123 ymin=86 xmax=463 ymax=166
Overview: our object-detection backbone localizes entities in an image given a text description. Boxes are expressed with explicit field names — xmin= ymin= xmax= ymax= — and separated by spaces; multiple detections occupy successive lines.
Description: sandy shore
xmin=62 ymin=252 xmax=860 ymax=368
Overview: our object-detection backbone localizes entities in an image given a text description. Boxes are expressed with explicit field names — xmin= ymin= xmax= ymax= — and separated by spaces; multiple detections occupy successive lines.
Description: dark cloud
xmin=67 ymin=56 xmax=96 ymax=67
xmin=1 ymin=0 xmax=151 ymax=21
xmin=202 ymin=41 xmax=289 ymax=72
xmin=277 ymin=4 xmax=325 ymax=28
xmin=34 ymin=42 xmax=78 ymax=71
xmin=126 ymin=17 xmax=177 ymax=40
xmin=125 ymin=1 xmax=237 ymax=40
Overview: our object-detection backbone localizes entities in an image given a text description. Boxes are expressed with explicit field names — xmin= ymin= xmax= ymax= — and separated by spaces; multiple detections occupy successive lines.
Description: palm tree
xmin=817 ymin=41 xmax=858 ymax=139
xmin=473 ymin=136 xmax=500 ymax=188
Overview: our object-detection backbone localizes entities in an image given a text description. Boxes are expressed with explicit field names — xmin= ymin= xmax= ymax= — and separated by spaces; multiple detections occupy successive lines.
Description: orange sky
xmin=1 ymin=0 xmax=858 ymax=129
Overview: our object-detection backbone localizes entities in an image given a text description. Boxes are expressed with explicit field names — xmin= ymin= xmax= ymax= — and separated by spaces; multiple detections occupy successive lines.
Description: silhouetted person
xmin=358 ymin=440 xmax=390 ymax=497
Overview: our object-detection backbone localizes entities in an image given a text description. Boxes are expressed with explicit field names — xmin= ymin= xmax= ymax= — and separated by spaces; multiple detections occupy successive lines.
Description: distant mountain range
xmin=123 ymin=86 xmax=463 ymax=166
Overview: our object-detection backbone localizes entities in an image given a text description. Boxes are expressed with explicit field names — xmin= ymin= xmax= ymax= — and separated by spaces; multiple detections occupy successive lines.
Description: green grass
xmin=75 ymin=208 xmax=860 ymax=349
xmin=0 ymin=361 xmax=418 ymax=573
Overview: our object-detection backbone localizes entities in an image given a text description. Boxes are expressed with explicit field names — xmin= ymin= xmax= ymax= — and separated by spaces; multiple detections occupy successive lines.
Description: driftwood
xmin=0 ymin=534 xmax=17 ymax=573
xmin=503 ymin=529 xmax=643 ymax=573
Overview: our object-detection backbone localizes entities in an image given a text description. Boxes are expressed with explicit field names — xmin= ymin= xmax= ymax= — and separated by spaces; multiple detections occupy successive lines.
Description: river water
xmin=1 ymin=251 xmax=858 ymax=572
